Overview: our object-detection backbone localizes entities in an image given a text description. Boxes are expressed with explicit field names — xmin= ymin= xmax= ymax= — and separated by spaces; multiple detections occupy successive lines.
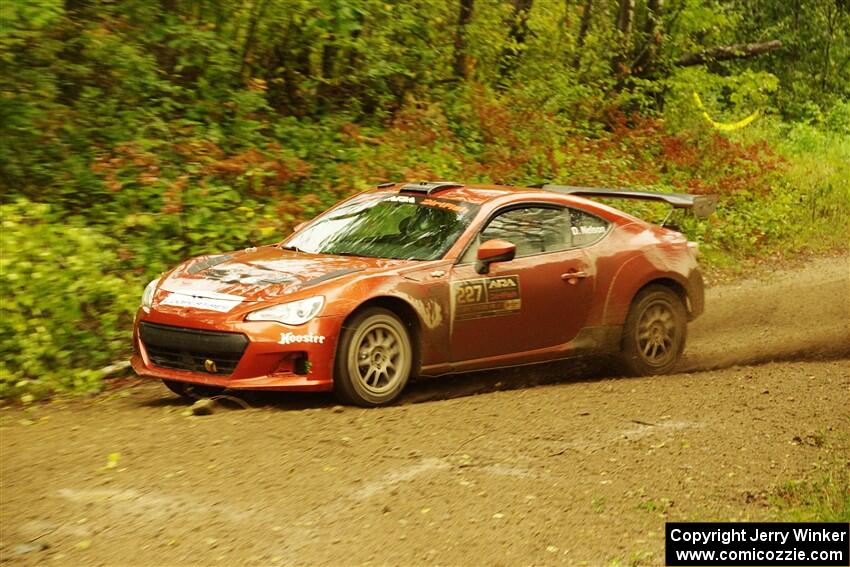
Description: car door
xmin=448 ymin=204 xmax=595 ymax=363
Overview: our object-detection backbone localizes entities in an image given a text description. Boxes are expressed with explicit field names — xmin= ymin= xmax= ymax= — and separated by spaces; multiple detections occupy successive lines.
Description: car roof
xmin=369 ymin=182 xmax=563 ymax=204
xmin=366 ymin=182 xmax=632 ymax=220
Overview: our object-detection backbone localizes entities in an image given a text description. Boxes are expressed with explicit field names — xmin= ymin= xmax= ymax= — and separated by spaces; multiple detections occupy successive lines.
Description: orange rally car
xmin=131 ymin=182 xmax=716 ymax=406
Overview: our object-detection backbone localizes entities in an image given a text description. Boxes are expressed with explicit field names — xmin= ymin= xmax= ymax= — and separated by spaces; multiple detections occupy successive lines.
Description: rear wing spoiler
xmin=535 ymin=184 xmax=718 ymax=218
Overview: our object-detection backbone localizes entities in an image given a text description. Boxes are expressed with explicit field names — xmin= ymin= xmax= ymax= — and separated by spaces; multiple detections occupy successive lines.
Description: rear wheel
xmin=619 ymin=285 xmax=687 ymax=375
xmin=334 ymin=307 xmax=413 ymax=407
xmin=162 ymin=380 xmax=225 ymax=400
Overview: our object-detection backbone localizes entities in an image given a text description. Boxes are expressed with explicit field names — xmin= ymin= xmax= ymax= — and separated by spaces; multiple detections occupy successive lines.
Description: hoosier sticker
xmin=278 ymin=332 xmax=326 ymax=345
xmin=453 ymin=275 xmax=521 ymax=320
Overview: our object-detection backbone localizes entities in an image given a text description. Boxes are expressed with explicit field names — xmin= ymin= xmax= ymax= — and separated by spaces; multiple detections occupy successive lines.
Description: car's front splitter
xmin=131 ymin=314 xmax=343 ymax=392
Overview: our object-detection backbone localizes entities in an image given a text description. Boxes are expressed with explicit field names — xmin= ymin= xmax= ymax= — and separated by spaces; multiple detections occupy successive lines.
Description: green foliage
xmin=735 ymin=0 xmax=850 ymax=116
xmin=664 ymin=66 xmax=780 ymax=132
xmin=773 ymin=473 xmax=850 ymax=522
xmin=769 ymin=435 xmax=850 ymax=522
xmin=1 ymin=0 xmax=848 ymax=397
xmin=0 ymin=200 xmax=139 ymax=399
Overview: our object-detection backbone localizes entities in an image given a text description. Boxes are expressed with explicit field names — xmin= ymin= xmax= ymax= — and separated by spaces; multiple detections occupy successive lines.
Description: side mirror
xmin=475 ymin=239 xmax=516 ymax=274
xmin=293 ymin=221 xmax=307 ymax=232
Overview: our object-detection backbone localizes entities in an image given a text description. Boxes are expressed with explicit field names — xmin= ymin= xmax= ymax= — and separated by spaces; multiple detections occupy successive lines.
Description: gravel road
xmin=2 ymin=256 xmax=848 ymax=566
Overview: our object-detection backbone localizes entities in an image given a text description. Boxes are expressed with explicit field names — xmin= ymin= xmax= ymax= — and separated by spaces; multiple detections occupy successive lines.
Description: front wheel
xmin=619 ymin=285 xmax=687 ymax=376
xmin=334 ymin=307 xmax=413 ymax=407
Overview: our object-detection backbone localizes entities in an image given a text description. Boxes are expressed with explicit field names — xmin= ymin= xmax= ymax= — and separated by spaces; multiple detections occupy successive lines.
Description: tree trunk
xmin=633 ymin=0 xmax=663 ymax=74
xmin=676 ymin=40 xmax=782 ymax=66
xmin=321 ymin=42 xmax=337 ymax=82
xmin=265 ymin=22 xmax=314 ymax=115
xmin=499 ymin=0 xmax=534 ymax=79
xmin=616 ymin=0 xmax=634 ymax=37
xmin=239 ymin=0 xmax=270 ymax=77
xmin=453 ymin=0 xmax=474 ymax=79
xmin=572 ymin=0 xmax=593 ymax=67
xmin=821 ymin=1 xmax=837 ymax=91
xmin=317 ymin=40 xmax=339 ymax=111
xmin=612 ymin=0 xmax=635 ymax=77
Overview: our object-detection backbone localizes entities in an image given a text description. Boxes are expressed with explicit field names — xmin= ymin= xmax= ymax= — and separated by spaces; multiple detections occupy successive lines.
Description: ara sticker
xmin=383 ymin=195 xmax=416 ymax=204
xmin=452 ymin=275 xmax=521 ymax=320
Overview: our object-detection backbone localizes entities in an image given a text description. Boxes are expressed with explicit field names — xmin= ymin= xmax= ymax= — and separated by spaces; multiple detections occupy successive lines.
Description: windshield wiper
xmin=280 ymin=245 xmax=305 ymax=253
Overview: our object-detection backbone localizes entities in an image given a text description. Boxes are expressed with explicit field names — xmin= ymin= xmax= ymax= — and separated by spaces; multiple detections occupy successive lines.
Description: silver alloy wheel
xmin=636 ymin=299 xmax=676 ymax=366
xmin=349 ymin=318 xmax=409 ymax=395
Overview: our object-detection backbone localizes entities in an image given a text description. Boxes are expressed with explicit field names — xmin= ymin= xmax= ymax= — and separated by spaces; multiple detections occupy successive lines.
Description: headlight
xmin=245 ymin=296 xmax=325 ymax=326
xmin=141 ymin=278 xmax=160 ymax=311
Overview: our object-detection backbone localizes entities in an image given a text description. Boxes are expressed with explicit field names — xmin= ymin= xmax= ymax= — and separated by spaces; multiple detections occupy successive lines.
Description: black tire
xmin=162 ymin=380 xmax=225 ymax=400
xmin=619 ymin=285 xmax=687 ymax=376
xmin=334 ymin=307 xmax=413 ymax=407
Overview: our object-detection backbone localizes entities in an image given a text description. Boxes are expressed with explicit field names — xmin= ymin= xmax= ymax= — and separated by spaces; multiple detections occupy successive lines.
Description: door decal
xmin=452 ymin=275 xmax=521 ymax=320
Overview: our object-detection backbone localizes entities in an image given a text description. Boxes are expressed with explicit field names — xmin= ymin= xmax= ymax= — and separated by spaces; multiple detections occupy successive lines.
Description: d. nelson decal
xmin=453 ymin=275 xmax=521 ymax=320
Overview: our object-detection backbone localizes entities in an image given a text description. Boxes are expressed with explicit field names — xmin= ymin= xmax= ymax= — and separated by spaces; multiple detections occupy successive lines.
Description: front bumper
xmin=131 ymin=311 xmax=343 ymax=392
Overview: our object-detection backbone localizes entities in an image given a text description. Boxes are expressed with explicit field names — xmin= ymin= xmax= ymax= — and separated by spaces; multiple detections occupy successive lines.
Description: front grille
xmin=139 ymin=322 xmax=248 ymax=375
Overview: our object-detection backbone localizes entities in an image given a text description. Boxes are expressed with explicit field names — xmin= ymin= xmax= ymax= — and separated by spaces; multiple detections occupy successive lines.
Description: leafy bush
xmin=0 ymin=200 xmax=140 ymax=399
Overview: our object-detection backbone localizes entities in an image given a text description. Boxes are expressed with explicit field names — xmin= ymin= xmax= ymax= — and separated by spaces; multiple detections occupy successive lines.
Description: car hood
xmin=160 ymin=246 xmax=410 ymax=303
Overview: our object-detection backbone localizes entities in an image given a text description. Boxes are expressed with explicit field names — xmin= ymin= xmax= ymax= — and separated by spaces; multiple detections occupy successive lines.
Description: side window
xmin=461 ymin=206 xmax=571 ymax=262
xmin=569 ymin=208 xmax=610 ymax=247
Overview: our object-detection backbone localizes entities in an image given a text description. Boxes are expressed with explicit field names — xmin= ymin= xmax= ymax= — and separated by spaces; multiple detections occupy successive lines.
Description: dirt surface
xmin=2 ymin=257 xmax=849 ymax=566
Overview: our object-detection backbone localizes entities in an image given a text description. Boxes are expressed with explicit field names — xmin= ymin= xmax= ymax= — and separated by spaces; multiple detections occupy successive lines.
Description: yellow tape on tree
xmin=692 ymin=92 xmax=759 ymax=131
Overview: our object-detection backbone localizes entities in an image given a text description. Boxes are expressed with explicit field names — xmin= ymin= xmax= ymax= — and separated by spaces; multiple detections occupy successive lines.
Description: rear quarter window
xmin=569 ymin=208 xmax=610 ymax=247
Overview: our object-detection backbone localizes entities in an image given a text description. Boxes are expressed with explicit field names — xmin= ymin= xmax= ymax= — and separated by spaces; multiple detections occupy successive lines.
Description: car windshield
xmin=283 ymin=194 xmax=478 ymax=261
